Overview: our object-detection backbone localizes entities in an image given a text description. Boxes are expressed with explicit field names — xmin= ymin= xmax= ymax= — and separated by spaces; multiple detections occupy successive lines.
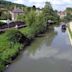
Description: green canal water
xmin=5 ymin=24 xmax=72 ymax=72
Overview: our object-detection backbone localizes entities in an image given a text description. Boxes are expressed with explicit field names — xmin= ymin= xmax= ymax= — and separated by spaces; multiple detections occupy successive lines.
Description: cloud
xmin=25 ymin=0 xmax=72 ymax=5
xmin=14 ymin=0 xmax=26 ymax=4
xmin=7 ymin=0 xmax=72 ymax=11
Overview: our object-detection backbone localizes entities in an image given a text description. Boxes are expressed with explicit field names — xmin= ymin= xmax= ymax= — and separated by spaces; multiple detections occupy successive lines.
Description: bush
xmin=25 ymin=10 xmax=36 ymax=27
xmin=0 ymin=22 xmax=6 ymax=26
xmin=0 ymin=63 xmax=5 ymax=72
xmin=0 ymin=11 xmax=11 ymax=20
xmin=0 ymin=30 xmax=23 ymax=71
xmin=20 ymin=12 xmax=47 ymax=39
xmin=64 ymin=13 xmax=72 ymax=22
xmin=20 ymin=27 xmax=36 ymax=39
xmin=6 ymin=29 xmax=23 ymax=43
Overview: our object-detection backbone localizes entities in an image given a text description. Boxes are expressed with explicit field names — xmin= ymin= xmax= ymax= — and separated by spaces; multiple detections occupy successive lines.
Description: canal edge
xmin=67 ymin=28 xmax=72 ymax=46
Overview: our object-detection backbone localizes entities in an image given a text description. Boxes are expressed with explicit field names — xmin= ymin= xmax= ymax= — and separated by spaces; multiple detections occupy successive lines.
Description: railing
xmin=0 ymin=21 xmax=26 ymax=32
xmin=0 ymin=24 xmax=26 ymax=32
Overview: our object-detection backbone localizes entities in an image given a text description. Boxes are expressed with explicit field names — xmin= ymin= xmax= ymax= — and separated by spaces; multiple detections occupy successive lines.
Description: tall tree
xmin=42 ymin=2 xmax=60 ymax=23
xmin=64 ymin=7 xmax=72 ymax=22
xmin=42 ymin=2 xmax=53 ymax=23
xmin=32 ymin=5 xmax=36 ymax=10
xmin=45 ymin=2 xmax=52 ymax=9
xmin=65 ymin=7 xmax=72 ymax=14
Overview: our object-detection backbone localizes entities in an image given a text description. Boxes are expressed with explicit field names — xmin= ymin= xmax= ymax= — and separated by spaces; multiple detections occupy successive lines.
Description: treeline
xmin=0 ymin=0 xmax=26 ymax=10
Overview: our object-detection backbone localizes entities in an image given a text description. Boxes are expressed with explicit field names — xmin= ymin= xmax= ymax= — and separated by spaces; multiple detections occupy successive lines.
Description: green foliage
xmin=0 ymin=63 xmax=5 ymax=72
xmin=64 ymin=7 xmax=72 ymax=22
xmin=0 ymin=11 xmax=11 ymax=20
xmin=25 ymin=10 xmax=36 ymax=27
xmin=6 ymin=29 xmax=23 ymax=43
xmin=0 ymin=22 xmax=5 ymax=26
xmin=32 ymin=5 xmax=36 ymax=11
xmin=43 ymin=2 xmax=53 ymax=20
xmin=1 ymin=43 xmax=21 ymax=61
xmin=35 ymin=12 xmax=47 ymax=33
xmin=22 ymin=10 xmax=47 ymax=38
xmin=20 ymin=2 xmax=60 ymax=39
xmin=16 ymin=14 xmax=25 ymax=21
xmin=20 ymin=27 xmax=36 ymax=39
xmin=0 ymin=0 xmax=27 ymax=20
xmin=0 ymin=0 xmax=25 ymax=10
xmin=42 ymin=2 xmax=60 ymax=23
xmin=0 ymin=1 xmax=60 ymax=71
xmin=64 ymin=13 xmax=72 ymax=22
xmin=66 ymin=7 xmax=72 ymax=13
xmin=20 ymin=11 xmax=47 ymax=39
xmin=24 ymin=7 xmax=31 ymax=14
xmin=0 ymin=30 xmax=23 ymax=71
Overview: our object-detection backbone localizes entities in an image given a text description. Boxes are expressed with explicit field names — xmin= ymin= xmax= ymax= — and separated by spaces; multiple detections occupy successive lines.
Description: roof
xmin=58 ymin=11 xmax=66 ymax=15
xmin=12 ymin=8 xmax=24 ymax=13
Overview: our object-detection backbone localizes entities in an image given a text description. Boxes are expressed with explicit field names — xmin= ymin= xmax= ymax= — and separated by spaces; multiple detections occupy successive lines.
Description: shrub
xmin=0 ymin=22 xmax=6 ymax=26
xmin=0 ymin=63 xmax=5 ymax=72
xmin=6 ymin=29 xmax=23 ymax=43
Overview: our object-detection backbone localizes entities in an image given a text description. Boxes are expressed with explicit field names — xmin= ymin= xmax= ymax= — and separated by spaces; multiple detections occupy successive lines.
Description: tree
xmin=42 ymin=2 xmax=54 ymax=23
xmin=35 ymin=12 xmax=47 ymax=33
xmin=32 ymin=5 xmax=36 ymax=10
xmin=25 ymin=10 xmax=36 ymax=27
xmin=64 ymin=7 xmax=72 ymax=22
xmin=66 ymin=7 xmax=72 ymax=14
xmin=44 ymin=2 xmax=52 ymax=9
xmin=42 ymin=2 xmax=60 ymax=24
xmin=64 ymin=13 xmax=72 ymax=22
xmin=24 ymin=7 xmax=31 ymax=13
xmin=16 ymin=14 xmax=25 ymax=21
xmin=0 ymin=63 xmax=5 ymax=72
xmin=6 ymin=29 xmax=23 ymax=44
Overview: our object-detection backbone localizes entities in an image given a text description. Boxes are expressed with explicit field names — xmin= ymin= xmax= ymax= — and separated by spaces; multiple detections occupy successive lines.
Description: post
xmin=7 ymin=19 xmax=11 ymax=29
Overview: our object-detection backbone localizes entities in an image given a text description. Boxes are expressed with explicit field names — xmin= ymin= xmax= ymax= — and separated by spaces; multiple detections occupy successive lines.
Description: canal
xmin=5 ymin=24 xmax=72 ymax=72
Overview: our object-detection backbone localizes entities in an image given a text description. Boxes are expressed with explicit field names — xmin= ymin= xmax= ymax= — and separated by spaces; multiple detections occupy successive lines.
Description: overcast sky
xmin=6 ymin=0 xmax=72 ymax=11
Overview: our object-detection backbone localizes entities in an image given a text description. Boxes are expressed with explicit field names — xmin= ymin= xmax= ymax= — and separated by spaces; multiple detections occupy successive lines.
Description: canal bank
xmin=67 ymin=22 xmax=72 ymax=46
xmin=5 ymin=24 xmax=72 ymax=72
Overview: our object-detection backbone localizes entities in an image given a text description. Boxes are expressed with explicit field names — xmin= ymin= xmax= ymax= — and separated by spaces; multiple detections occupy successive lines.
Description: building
xmin=58 ymin=11 xmax=66 ymax=19
xmin=10 ymin=7 xmax=24 ymax=21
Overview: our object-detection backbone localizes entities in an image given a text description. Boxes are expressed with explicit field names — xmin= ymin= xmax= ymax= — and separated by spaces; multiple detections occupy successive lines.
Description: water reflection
xmin=26 ymin=27 xmax=57 ymax=59
xmin=24 ymin=25 xmax=71 ymax=60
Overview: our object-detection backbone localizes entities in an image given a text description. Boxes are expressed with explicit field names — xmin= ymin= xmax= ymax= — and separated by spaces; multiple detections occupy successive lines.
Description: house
xmin=10 ymin=7 xmax=24 ymax=21
xmin=57 ymin=11 xmax=66 ymax=19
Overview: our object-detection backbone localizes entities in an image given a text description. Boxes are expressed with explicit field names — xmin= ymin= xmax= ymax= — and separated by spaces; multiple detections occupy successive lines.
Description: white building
xmin=10 ymin=7 xmax=24 ymax=21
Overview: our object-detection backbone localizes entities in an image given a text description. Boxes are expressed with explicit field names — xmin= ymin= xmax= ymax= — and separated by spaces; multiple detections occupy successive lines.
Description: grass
xmin=19 ymin=27 xmax=36 ymax=39
xmin=0 ymin=31 xmax=22 ymax=72
xmin=0 ymin=27 xmax=35 ymax=71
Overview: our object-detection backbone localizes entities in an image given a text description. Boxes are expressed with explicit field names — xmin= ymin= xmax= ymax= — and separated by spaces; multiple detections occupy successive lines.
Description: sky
xmin=6 ymin=0 xmax=72 ymax=11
